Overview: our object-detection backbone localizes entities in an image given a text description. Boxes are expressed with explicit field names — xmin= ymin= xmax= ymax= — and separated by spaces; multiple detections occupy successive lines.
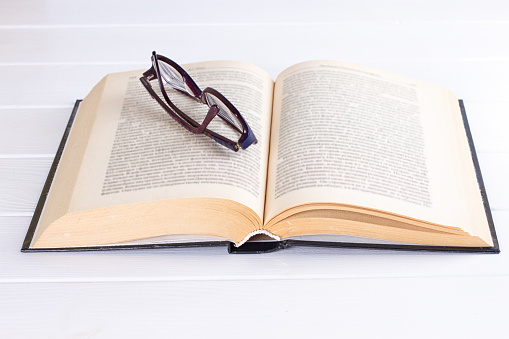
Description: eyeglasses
xmin=139 ymin=52 xmax=257 ymax=151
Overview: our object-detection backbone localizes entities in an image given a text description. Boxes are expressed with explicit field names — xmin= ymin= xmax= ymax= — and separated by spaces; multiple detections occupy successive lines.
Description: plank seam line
xmin=0 ymin=21 xmax=508 ymax=29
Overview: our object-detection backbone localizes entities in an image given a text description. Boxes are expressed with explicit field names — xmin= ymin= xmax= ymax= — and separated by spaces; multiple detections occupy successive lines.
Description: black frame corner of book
xmin=21 ymin=100 xmax=83 ymax=252
xmin=459 ymin=100 xmax=500 ymax=253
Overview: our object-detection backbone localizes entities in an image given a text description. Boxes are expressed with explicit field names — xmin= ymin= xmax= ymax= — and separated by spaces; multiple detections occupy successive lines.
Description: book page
xmin=68 ymin=61 xmax=274 ymax=220
xmin=265 ymin=60 xmax=490 ymax=243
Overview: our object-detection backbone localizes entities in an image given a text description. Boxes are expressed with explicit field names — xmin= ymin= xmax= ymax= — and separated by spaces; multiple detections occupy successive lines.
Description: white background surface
xmin=1 ymin=1 xmax=508 ymax=337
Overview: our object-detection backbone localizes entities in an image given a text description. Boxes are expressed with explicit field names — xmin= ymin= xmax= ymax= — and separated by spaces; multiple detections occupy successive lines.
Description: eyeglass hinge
xmin=143 ymin=69 xmax=156 ymax=81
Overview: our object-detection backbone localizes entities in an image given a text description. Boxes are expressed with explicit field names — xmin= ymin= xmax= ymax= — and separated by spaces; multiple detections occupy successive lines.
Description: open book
xmin=22 ymin=60 xmax=499 ymax=253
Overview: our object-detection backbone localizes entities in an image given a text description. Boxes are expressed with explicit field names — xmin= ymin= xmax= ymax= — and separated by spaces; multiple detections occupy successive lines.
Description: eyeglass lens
xmin=156 ymin=60 xmax=243 ymax=141
xmin=203 ymin=92 xmax=243 ymax=133
xmin=158 ymin=61 xmax=195 ymax=97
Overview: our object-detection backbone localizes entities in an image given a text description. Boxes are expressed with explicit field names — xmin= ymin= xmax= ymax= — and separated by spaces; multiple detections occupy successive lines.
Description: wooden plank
xmin=1 ymin=276 xmax=508 ymax=337
xmin=0 ymin=158 xmax=52 ymax=213
xmin=0 ymin=60 xmax=508 ymax=107
xmin=0 ymin=107 xmax=72 ymax=155
xmin=1 ymin=23 xmax=508 ymax=64
xmin=466 ymin=102 xmax=509 ymax=153
xmin=2 ymin=212 xmax=508 ymax=282
xmin=0 ymin=64 xmax=143 ymax=107
xmin=1 ymin=0 xmax=508 ymax=26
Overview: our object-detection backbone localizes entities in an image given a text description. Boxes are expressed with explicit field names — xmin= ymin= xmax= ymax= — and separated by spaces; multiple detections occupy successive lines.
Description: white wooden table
xmin=1 ymin=1 xmax=508 ymax=337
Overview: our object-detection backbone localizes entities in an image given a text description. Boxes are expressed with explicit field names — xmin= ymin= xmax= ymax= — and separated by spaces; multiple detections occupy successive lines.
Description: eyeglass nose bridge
xmin=193 ymin=104 xmax=220 ymax=134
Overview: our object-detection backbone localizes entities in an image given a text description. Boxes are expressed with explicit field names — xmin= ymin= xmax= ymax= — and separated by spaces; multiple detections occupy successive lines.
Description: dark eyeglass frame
xmin=139 ymin=52 xmax=257 ymax=151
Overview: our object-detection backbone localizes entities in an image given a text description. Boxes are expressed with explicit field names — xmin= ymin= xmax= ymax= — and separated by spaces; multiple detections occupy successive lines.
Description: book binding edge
xmin=458 ymin=99 xmax=499 ymax=252
xmin=21 ymin=100 xmax=82 ymax=251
